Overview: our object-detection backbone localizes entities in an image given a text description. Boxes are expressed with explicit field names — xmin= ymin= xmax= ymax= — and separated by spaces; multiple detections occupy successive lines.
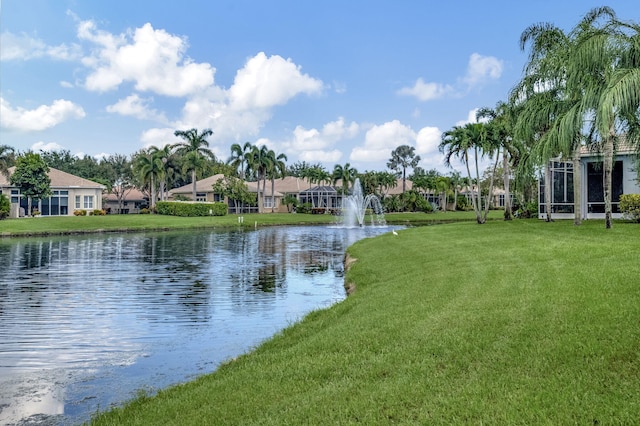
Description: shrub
xmin=139 ymin=208 xmax=151 ymax=214
xmin=620 ymin=194 xmax=640 ymax=222
xmin=155 ymin=201 xmax=228 ymax=217
xmin=297 ymin=202 xmax=312 ymax=214
xmin=89 ymin=209 xmax=106 ymax=216
xmin=74 ymin=209 xmax=87 ymax=216
xmin=0 ymin=194 xmax=9 ymax=220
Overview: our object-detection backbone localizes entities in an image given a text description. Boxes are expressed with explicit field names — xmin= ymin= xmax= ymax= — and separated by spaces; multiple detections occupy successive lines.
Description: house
xmin=103 ymin=187 xmax=149 ymax=214
xmin=539 ymin=145 xmax=640 ymax=220
xmin=0 ymin=167 xmax=105 ymax=218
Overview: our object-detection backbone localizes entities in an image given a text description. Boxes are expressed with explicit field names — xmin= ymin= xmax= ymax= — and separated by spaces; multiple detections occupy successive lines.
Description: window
xmin=11 ymin=189 xmax=20 ymax=204
xmin=196 ymin=193 xmax=207 ymax=202
xmin=84 ymin=196 xmax=94 ymax=209
xmin=263 ymin=197 xmax=274 ymax=208
xmin=75 ymin=195 xmax=81 ymax=209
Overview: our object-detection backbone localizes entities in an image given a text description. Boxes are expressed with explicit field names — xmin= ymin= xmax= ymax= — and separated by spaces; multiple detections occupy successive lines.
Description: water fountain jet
xmin=339 ymin=178 xmax=386 ymax=227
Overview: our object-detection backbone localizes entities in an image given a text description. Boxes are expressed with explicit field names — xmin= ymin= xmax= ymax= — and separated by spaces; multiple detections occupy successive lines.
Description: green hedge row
xmin=156 ymin=201 xmax=228 ymax=217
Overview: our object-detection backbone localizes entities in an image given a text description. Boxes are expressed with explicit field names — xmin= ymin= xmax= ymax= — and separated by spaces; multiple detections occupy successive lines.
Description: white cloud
xmin=0 ymin=97 xmax=85 ymax=131
xmin=78 ymin=21 xmax=215 ymax=96
xmin=350 ymin=120 xmax=416 ymax=163
xmin=32 ymin=141 xmax=64 ymax=152
xmin=281 ymin=117 xmax=358 ymax=163
xmin=462 ymin=53 xmax=503 ymax=87
xmin=229 ymin=52 xmax=323 ymax=110
xmin=140 ymin=127 xmax=178 ymax=149
xmin=0 ymin=31 xmax=81 ymax=61
xmin=106 ymin=94 xmax=167 ymax=123
xmin=397 ymin=78 xmax=452 ymax=101
xmin=415 ymin=126 xmax=441 ymax=156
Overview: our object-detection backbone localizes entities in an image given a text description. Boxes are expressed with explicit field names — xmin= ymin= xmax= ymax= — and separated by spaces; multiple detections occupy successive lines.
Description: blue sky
xmin=1 ymin=1 xmax=637 ymax=174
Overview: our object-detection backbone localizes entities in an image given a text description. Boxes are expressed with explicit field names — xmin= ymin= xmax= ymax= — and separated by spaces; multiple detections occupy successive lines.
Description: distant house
xmin=0 ymin=167 xmax=105 ymax=217
xmin=103 ymin=187 xmax=149 ymax=214
xmin=539 ymin=145 xmax=640 ymax=220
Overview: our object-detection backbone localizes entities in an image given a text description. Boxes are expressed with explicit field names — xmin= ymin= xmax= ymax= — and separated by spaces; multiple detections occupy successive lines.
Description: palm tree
xmin=332 ymin=163 xmax=358 ymax=195
xmin=149 ymin=145 xmax=177 ymax=201
xmin=477 ymin=101 xmax=520 ymax=220
xmin=227 ymin=141 xmax=253 ymax=179
xmin=439 ymin=122 xmax=498 ymax=224
xmin=172 ymin=128 xmax=215 ymax=201
xmin=246 ymin=144 xmax=272 ymax=213
xmin=267 ymin=150 xmax=287 ymax=213
xmin=133 ymin=148 xmax=164 ymax=210
xmin=0 ymin=145 xmax=15 ymax=178
xmin=387 ymin=145 xmax=421 ymax=194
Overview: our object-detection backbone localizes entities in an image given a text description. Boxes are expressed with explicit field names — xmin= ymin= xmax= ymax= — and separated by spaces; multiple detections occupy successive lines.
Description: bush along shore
xmin=89 ymin=219 xmax=640 ymax=425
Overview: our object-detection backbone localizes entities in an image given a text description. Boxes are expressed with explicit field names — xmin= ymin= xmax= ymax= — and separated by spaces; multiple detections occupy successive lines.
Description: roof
xmin=0 ymin=166 xmax=105 ymax=189
xmin=169 ymin=174 xmax=226 ymax=194
xmin=300 ymin=185 xmax=338 ymax=194
xmin=104 ymin=187 xmax=147 ymax=202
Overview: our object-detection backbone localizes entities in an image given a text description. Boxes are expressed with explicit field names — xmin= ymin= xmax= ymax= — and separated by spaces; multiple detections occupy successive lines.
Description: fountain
xmin=340 ymin=178 xmax=387 ymax=227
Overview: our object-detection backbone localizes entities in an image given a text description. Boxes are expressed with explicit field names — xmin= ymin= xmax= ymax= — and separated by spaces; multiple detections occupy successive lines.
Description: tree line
xmin=2 ymin=7 xmax=638 ymax=225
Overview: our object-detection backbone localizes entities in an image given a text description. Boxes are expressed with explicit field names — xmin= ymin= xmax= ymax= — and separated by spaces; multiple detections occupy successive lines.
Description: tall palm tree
xmin=572 ymin=7 xmax=640 ymax=228
xmin=149 ymin=145 xmax=177 ymax=201
xmin=439 ymin=122 xmax=498 ymax=224
xmin=387 ymin=145 xmax=421 ymax=194
xmin=227 ymin=141 xmax=253 ymax=179
xmin=332 ymin=163 xmax=358 ymax=195
xmin=477 ymin=101 xmax=520 ymax=220
xmin=246 ymin=144 xmax=272 ymax=213
xmin=0 ymin=145 xmax=15 ymax=178
xmin=267 ymin=150 xmax=287 ymax=213
xmin=172 ymin=128 xmax=215 ymax=201
xmin=133 ymin=148 xmax=163 ymax=210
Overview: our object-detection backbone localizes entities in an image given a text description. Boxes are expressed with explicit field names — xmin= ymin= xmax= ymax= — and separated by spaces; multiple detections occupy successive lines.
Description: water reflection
xmin=0 ymin=225 xmax=398 ymax=425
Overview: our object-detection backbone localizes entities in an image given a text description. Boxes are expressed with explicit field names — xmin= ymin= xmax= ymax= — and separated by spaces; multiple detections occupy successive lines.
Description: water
xmin=0 ymin=225 xmax=399 ymax=425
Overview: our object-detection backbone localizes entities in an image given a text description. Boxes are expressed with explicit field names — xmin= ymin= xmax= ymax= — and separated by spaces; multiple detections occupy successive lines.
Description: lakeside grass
xmin=90 ymin=219 xmax=640 ymax=425
xmin=0 ymin=210 xmax=484 ymax=237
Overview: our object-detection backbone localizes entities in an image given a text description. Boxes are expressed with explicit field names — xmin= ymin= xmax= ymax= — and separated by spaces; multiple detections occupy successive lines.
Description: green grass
xmin=90 ymin=219 xmax=640 ymax=425
xmin=0 ymin=210 xmax=482 ymax=237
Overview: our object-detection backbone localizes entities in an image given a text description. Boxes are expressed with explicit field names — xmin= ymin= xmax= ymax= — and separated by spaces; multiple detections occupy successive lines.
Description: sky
xmin=1 ymin=0 xmax=637 ymax=174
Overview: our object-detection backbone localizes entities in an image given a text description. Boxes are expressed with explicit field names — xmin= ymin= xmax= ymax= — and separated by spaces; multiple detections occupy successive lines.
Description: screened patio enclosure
xmin=538 ymin=153 xmax=638 ymax=220
xmin=299 ymin=186 xmax=341 ymax=212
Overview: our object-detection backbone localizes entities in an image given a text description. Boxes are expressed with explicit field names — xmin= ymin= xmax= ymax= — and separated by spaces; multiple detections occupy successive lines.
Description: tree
xmin=267 ymin=150 xmax=287 ymax=213
xmin=0 ymin=145 xmax=15 ymax=178
xmin=133 ymin=148 xmax=163 ymax=210
xmin=477 ymin=101 xmax=520 ymax=220
xmin=212 ymin=176 xmax=256 ymax=214
xmin=246 ymin=144 xmax=272 ymax=213
xmin=0 ymin=193 xmax=9 ymax=219
xmin=173 ymin=128 xmax=216 ymax=201
xmin=387 ymin=145 xmax=421 ymax=194
xmin=10 ymin=152 xmax=51 ymax=216
xmin=332 ymin=163 xmax=358 ymax=195
xmin=439 ymin=122 xmax=499 ymax=224
xmin=227 ymin=142 xmax=253 ymax=179
xmin=106 ymin=154 xmax=134 ymax=214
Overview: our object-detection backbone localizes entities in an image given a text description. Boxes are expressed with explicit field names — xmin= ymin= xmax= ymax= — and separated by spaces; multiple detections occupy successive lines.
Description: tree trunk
xmin=503 ymin=148 xmax=512 ymax=221
xmin=191 ymin=170 xmax=197 ymax=202
xmin=544 ymin=163 xmax=553 ymax=222
xmin=603 ymin=133 xmax=614 ymax=229
xmin=271 ymin=178 xmax=276 ymax=213
xmin=572 ymin=145 xmax=582 ymax=226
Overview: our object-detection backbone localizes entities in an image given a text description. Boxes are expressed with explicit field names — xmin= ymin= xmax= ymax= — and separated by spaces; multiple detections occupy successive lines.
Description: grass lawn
xmin=90 ymin=219 xmax=640 ymax=425
xmin=0 ymin=210 xmax=484 ymax=237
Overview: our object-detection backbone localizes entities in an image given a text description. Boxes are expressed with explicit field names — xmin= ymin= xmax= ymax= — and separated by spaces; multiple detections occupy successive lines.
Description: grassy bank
xmin=91 ymin=220 xmax=640 ymax=425
xmin=0 ymin=210 xmax=484 ymax=237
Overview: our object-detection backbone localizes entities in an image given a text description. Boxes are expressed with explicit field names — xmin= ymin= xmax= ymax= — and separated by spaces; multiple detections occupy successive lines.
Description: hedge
xmin=620 ymin=194 xmax=640 ymax=223
xmin=156 ymin=201 xmax=228 ymax=217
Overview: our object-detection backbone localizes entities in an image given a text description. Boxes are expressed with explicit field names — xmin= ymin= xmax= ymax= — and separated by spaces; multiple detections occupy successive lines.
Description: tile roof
xmin=0 ymin=167 xmax=105 ymax=188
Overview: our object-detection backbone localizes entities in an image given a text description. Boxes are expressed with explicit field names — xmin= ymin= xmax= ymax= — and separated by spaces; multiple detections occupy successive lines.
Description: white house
xmin=0 ymin=167 xmax=105 ymax=217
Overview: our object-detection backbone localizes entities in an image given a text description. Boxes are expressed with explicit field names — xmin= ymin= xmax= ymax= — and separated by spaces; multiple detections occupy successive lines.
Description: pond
xmin=0 ymin=225 xmax=399 ymax=425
